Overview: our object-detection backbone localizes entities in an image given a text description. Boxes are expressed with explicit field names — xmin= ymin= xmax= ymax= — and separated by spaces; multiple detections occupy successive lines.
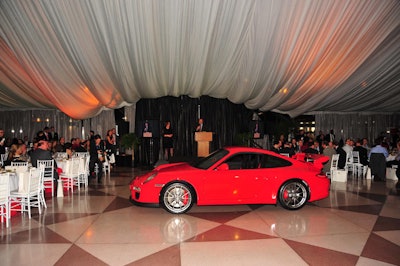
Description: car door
xmin=203 ymin=153 xmax=262 ymax=204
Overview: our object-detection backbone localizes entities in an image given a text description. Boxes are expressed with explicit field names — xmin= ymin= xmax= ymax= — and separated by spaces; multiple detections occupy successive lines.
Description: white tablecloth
xmin=56 ymin=159 xmax=71 ymax=173
xmin=7 ymin=171 xmax=29 ymax=193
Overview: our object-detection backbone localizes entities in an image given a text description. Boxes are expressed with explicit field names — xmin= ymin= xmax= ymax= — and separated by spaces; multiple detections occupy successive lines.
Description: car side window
xmin=224 ymin=154 xmax=243 ymax=170
xmin=259 ymin=154 xmax=292 ymax=168
xmin=224 ymin=153 xmax=260 ymax=170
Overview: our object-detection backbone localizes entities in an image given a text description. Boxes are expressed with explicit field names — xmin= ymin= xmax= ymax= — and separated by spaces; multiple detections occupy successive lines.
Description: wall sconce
xmin=36 ymin=117 xmax=41 ymax=122
xmin=46 ymin=118 xmax=50 ymax=123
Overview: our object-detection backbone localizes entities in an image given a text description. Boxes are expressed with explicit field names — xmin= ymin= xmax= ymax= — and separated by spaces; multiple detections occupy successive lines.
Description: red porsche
xmin=129 ymin=147 xmax=330 ymax=214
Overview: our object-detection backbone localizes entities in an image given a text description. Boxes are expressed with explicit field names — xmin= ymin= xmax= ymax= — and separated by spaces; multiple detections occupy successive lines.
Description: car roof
xmin=223 ymin=146 xmax=275 ymax=155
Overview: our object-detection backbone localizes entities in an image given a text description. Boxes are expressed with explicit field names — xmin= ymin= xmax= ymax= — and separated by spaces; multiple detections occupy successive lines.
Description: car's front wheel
xmin=160 ymin=182 xmax=194 ymax=214
xmin=278 ymin=180 xmax=309 ymax=210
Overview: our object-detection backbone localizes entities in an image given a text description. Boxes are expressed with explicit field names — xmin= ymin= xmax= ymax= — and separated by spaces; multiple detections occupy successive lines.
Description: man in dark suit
xmin=30 ymin=139 xmax=58 ymax=179
xmin=195 ymin=118 xmax=207 ymax=132
xmin=353 ymin=139 xmax=368 ymax=166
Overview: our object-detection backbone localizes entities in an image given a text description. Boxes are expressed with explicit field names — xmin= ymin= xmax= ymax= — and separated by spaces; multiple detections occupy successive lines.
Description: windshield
xmin=193 ymin=149 xmax=229 ymax=169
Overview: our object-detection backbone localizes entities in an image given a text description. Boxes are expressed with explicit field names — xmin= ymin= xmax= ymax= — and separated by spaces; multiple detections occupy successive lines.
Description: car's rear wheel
xmin=278 ymin=180 xmax=309 ymax=210
xmin=160 ymin=182 xmax=194 ymax=214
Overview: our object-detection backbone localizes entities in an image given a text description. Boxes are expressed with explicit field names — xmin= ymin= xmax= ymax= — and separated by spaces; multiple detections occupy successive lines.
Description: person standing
xmin=89 ymin=134 xmax=105 ymax=183
xmin=50 ymin=126 xmax=58 ymax=141
xmin=0 ymin=129 xmax=6 ymax=155
xmin=325 ymin=129 xmax=335 ymax=142
xmin=106 ymin=129 xmax=116 ymax=166
xmin=43 ymin=127 xmax=51 ymax=141
xmin=196 ymin=118 xmax=205 ymax=132
xmin=162 ymin=121 xmax=174 ymax=160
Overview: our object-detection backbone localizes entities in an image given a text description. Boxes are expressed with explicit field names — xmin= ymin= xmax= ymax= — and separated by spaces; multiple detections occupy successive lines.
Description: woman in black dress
xmin=162 ymin=121 xmax=174 ymax=160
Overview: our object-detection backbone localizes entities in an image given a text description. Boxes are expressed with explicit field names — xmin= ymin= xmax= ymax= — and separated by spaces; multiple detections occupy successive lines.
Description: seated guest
xmin=64 ymin=142 xmax=73 ymax=158
xmin=279 ymin=142 xmax=295 ymax=157
xmin=28 ymin=141 xmax=39 ymax=158
xmin=71 ymin=137 xmax=82 ymax=151
xmin=75 ymin=140 xmax=88 ymax=152
xmin=51 ymin=140 xmax=58 ymax=154
xmin=322 ymin=141 xmax=336 ymax=173
xmin=291 ymin=138 xmax=298 ymax=153
xmin=369 ymin=138 xmax=389 ymax=181
xmin=13 ymin=143 xmax=29 ymax=162
xmin=369 ymin=138 xmax=389 ymax=159
xmin=303 ymin=142 xmax=319 ymax=154
xmin=4 ymin=144 xmax=18 ymax=166
xmin=300 ymin=140 xmax=308 ymax=153
xmin=54 ymin=137 xmax=66 ymax=152
xmin=335 ymin=141 xmax=347 ymax=169
xmin=313 ymin=140 xmax=322 ymax=154
xmin=386 ymin=140 xmax=400 ymax=169
xmin=353 ymin=139 xmax=369 ymax=166
xmin=30 ymin=139 xmax=58 ymax=180
xmin=270 ymin=140 xmax=281 ymax=154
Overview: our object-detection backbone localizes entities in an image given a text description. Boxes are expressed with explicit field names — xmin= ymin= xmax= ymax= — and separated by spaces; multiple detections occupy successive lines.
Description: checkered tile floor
xmin=1 ymin=167 xmax=399 ymax=265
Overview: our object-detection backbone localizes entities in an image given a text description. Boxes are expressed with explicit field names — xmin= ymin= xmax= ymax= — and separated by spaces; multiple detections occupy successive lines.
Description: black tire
xmin=160 ymin=182 xmax=194 ymax=214
xmin=278 ymin=180 xmax=309 ymax=210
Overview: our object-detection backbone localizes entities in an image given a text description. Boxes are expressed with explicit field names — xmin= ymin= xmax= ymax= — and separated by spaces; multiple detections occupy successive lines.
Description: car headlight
xmin=143 ymin=172 xmax=158 ymax=184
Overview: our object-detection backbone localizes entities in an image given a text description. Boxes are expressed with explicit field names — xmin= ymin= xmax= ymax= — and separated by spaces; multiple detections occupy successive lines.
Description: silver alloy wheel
xmin=279 ymin=180 xmax=308 ymax=210
xmin=161 ymin=183 xmax=193 ymax=214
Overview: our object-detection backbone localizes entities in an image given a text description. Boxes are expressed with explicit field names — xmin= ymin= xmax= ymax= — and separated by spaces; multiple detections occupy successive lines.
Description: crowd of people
xmin=270 ymin=129 xmax=400 ymax=180
xmin=0 ymin=126 xmax=118 ymax=184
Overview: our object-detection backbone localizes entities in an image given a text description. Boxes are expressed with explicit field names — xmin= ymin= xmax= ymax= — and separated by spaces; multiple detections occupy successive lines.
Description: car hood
xmin=154 ymin=162 xmax=197 ymax=173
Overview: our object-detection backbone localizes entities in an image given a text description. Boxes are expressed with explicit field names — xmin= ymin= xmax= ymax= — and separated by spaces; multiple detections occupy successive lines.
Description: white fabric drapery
xmin=0 ymin=110 xmax=115 ymax=142
xmin=1 ymin=0 xmax=399 ymax=119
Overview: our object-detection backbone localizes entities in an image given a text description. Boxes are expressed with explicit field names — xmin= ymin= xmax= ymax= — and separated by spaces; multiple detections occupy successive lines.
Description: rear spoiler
xmin=311 ymin=155 xmax=329 ymax=170
xmin=293 ymin=153 xmax=329 ymax=170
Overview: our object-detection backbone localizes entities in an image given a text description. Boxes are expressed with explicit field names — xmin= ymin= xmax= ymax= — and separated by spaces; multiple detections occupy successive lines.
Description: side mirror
xmin=216 ymin=163 xmax=229 ymax=171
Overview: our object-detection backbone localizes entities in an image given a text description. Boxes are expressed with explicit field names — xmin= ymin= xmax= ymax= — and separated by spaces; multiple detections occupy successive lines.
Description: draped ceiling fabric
xmin=0 ymin=0 xmax=399 ymax=120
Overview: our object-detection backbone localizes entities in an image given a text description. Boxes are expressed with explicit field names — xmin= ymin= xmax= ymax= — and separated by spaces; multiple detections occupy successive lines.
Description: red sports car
xmin=129 ymin=147 xmax=330 ymax=214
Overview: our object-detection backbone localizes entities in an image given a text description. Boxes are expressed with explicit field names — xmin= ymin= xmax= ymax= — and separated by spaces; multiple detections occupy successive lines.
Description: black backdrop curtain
xmin=135 ymin=96 xmax=253 ymax=160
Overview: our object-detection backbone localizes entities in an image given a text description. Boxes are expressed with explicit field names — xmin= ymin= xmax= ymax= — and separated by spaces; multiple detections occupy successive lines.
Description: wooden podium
xmin=195 ymin=132 xmax=213 ymax=157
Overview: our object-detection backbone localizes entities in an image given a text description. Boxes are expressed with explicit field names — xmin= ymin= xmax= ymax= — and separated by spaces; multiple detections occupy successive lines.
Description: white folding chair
xmin=330 ymin=154 xmax=348 ymax=182
xmin=10 ymin=161 xmax=29 ymax=173
xmin=10 ymin=161 xmax=28 ymax=167
xmin=345 ymin=152 xmax=353 ymax=173
xmin=76 ymin=157 xmax=89 ymax=189
xmin=351 ymin=151 xmax=366 ymax=178
xmin=102 ymin=154 xmax=110 ymax=176
xmin=56 ymin=152 xmax=68 ymax=160
xmin=0 ymin=153 xmax=7 ymax=167
xmin=9 ymin=168 xmax=42 ymax=219
xmin=37 ymin=159 xmax=55 ymax=197
xmin=74 ymin=152 xmax=89 ymax=158
xmin=60 ymin=158 xmax=80 ymax=192
xmin=0 ymin=173 xmax=11 ymax=227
